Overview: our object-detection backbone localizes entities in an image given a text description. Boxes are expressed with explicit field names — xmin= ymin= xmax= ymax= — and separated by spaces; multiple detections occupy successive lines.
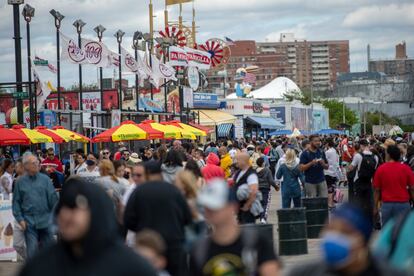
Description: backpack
xmin=358 ymin=153 xmax=377 ymax=181
xmin=268 ymin=148 xmax=279 ymax=163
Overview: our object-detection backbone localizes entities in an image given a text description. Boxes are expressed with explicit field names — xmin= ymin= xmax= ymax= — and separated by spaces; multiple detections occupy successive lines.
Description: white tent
xmin=226 ymin=77 xmax=301 ymax=100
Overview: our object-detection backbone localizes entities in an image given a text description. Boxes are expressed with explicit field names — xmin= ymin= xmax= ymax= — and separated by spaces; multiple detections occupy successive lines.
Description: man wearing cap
xmin=190 ymin=179 xmax=279 ymax=276
xmin=288 ymin=203 xmax=404 ymax=276
xmin=233 ymin=152 xmax=260 ymax=224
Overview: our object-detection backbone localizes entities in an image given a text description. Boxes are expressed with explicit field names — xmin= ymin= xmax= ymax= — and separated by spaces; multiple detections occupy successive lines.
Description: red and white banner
xmin=184 ymin=47 xmax=211 ymax=70
xmin=168 ymin=46 xmax=188 ymax=67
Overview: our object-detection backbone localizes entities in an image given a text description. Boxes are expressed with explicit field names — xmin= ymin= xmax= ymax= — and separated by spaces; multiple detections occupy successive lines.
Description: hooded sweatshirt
xmin=19 ymin=178 xmax=157 ymax=276
xmin=256 ymin=167 xmax=276 ymax=190
xmin=161 ymin=164 xmax=183 ymax=184
xmin=201 ymin=153 xmax=225 ymax=182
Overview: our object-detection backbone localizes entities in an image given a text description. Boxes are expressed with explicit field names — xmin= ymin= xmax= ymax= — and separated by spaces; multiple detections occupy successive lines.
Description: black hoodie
xmin=19 ymin=177 xmax=157 ymax=276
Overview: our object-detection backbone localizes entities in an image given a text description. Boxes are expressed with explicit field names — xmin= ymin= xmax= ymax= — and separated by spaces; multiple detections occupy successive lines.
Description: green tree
xmin=284 ymin=88 xmax=312 ymax=105
xmin=322 ymin=99 xmax=358 ymax=129
xmin=363 ymin=111 xmax=401 ymax=134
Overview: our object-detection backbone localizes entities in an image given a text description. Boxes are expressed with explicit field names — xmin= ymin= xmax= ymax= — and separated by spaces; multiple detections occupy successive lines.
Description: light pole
xmin=143 ymin=32 xmax=154 ymax=100
xmin=155 ymin=37 xmax=174 ymax=113
xmin=50 ymin=9 xmax=64 ymax=121
xmin=114 ymin=30 xmax=125 ymax=111
xmin=133 ymin=31 xmax=143 ymax=112
xmin=73 ymin=19 xmax=86 ymax=111
xmin=22 ymin=3 xmax=34 ymax=128
xmin=93 ymin=24 xmax=106 ymax=111
xmin=9 ymin=0 xmax=24 ymax=124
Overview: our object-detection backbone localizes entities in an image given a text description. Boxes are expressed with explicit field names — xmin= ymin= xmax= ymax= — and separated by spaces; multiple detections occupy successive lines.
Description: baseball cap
xmin=198 ymin=179 xmax=237 ymax=210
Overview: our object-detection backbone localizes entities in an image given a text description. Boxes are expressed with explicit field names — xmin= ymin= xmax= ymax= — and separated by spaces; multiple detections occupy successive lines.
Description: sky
xmin=1 ymin=0 xmax=414 ymax=88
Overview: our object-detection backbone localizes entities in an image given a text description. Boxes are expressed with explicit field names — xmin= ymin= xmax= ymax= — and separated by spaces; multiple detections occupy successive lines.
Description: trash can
xmin=277 ymin=208 xmax=308 ymax=256
xmin=302 ymin=197 xmax=328 ymax=239
xmin=240 ymin=223 xmax=274 ymax=248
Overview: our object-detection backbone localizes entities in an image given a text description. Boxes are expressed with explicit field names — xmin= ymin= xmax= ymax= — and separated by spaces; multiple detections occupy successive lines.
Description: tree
xmin=284 ymin=88 xmax=312 ymax=105
xmin=322 ymin=99 xmax=358 ymax=129
xmin=363 ymin=111 xmax=401 ymax=134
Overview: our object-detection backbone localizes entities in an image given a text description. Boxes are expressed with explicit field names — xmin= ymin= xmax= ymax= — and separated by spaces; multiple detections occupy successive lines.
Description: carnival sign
xmin=168 ymin=46 xmax=188 ymax=67
xmin=187 ymin=66 xmax=199 ymax=91
xmin=184 ymin=47 xmax=211 ymax=70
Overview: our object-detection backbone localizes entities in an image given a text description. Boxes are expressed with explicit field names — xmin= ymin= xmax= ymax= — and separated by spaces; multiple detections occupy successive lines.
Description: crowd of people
xmin=0 ymin=132 xmax=413 ymax=275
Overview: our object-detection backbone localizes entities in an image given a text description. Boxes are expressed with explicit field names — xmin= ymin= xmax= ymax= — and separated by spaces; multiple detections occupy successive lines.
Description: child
xmin=135 ymin=230 xmax=170 ymax=276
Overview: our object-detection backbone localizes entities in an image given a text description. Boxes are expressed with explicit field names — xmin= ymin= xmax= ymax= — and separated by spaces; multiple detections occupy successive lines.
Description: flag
xmin=34 ymin=56 xmax=57 ymax=74
xmin=225 ymin=36 xmax=235 ymax=45
xmin=166 ymin=0 xmax=192 ymax=6
xmin=149 ymin=55 xmax=177 ymax=89
xmin=32 ymin=63 xmax=52 ymax=112
xmin=60 ymin=33 xmax=87 ymax=64
xmin=244 ymin=72 xmax=256 ymax=84
xmin=121 ymin=47 xmax=150 ymax=82
xmin=81 ymin=38 xmax=112 ymax=68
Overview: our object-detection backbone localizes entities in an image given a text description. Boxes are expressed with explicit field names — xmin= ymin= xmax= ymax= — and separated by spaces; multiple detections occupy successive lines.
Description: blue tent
xmin=316 ymin=129 xmax=344 ymax=135
xmin=269 ymin=129 xmax=292 ymax=136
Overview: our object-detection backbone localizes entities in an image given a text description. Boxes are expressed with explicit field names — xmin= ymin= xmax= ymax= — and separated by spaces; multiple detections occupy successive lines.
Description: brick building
xmin=369 ymin=42 xmax=414 ymax=77
xmin=206 ymin=33 xmax=350 ymax=96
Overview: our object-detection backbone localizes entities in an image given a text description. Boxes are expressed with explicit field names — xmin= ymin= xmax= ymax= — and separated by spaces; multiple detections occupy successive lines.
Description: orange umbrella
xmin=0 ymin=125 xmax=30 ymax=146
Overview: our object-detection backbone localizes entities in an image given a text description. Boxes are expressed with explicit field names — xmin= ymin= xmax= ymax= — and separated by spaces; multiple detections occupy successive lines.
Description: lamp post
xmin=22 ymin=3 xmax=34 ymax=128
xmin=114 ymin=30 xmax=125 ymax=111
xmin=133 ymin=31 xmax=143 ymax=112
xmin=143 ymin=32 xmax=154 ymax=100
xmin=9 ymin=0 xmax=24 ymax=124
xmin=155 ymin=37 xmax=174 ymax=113
xmin=93 ymin=25 xmax=106 ymax=111
xmin=50 ymin=9 xmax=64 ymax=121
xmin=73 ymin=19 xmax=86 ymax=111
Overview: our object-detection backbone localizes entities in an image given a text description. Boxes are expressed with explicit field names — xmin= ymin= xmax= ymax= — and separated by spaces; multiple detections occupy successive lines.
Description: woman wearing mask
xmin=74 ymin=153 xmax=87 ymax=175
xmin=78 ymin=153 xmax=100 ymax=183
xmin=276 ymin=149 xmax=304 ymax=208
xmin=0 ymin=159 xmax=14 ymax=200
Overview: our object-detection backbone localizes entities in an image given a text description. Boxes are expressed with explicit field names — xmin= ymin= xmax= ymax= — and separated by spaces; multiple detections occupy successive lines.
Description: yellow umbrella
xmin=92 ymin=121 xmax=147 ymax=142
xmin=11 ymin=125 xmax=54 ymax=144
xmin=51 ymin=126 xmax=90 ymax=143
xmin=162 ymin=120 xmax=206 ymax=137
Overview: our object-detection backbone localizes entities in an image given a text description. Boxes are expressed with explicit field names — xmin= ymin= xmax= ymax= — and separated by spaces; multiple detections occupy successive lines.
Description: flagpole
xmin=149 ymin=0 xmax=154 ymax=40
xmin=73 ymin=19 xmax=86 ymax=111
xmin=164 ymin=0 xmax=169 ymax=28
xmin=114 ymin=30 xmax=125 ymax=112
xmin=93 ymin=25 xmax=106 ymax=112
xmin=179 ymin=3 xmax=183 ymax=31
xmin=192 ymin=0 xmax=196 ymax=46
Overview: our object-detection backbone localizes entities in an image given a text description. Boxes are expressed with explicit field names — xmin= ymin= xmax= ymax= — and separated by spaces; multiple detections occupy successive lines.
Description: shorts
xmin=325 ymin=175 xmax=337 ymax=194
xmin=304 ymin=181 xmax=328 ymax=198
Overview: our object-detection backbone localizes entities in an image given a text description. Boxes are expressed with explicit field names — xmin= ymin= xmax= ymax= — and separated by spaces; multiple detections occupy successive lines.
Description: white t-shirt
xmin=324 ymin=147 xmax=340 ymax=178
xmin=351 ymin=150 xmax=378 ymax=182
xmin=236 ymin=169 xmax=258 ymax=186
xmin=78 ymin=166 xmax=100 ymax=183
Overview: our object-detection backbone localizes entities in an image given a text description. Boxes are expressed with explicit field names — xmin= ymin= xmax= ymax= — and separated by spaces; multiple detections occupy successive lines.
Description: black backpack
xmin=358 ymin=153 xmax=377 ymax=181
xmin=268 ymin=148 xmax=279 ymax=163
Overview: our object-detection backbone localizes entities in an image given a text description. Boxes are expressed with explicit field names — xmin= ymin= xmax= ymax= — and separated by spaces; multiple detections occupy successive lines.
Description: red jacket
xmin=202 ymin=153 xmax=225 ymax=182
xmin=41 ymin=156 xmax=63 ymax=173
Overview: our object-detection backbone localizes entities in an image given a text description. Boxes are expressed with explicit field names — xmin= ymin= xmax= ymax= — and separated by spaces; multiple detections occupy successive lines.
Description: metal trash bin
xmin=302 ymin=197 xmax=328 ymax=239
xmin=277 ymin=208 xmax=308 ymax=256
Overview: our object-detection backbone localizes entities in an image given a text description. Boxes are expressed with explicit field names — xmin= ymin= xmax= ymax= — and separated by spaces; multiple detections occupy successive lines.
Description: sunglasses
xmin=103 ymin=152 xmax=110 ymax=155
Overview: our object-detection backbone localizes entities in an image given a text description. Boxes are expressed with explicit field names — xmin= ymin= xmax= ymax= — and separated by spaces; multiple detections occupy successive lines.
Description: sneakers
xmin=259 ymin=218 xmax=267 ymax=224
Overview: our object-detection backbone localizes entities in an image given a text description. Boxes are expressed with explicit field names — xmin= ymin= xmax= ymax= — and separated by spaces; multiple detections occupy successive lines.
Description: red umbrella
xmin=0 ymin=125 xmax=30 ymax=146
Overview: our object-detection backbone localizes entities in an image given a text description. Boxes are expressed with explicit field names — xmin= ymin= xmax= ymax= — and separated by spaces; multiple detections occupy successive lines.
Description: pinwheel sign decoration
xmin=156 ymin=26 xmax=187 ymax=55
xmin=198 ymin=38 xmax=231 ymax=69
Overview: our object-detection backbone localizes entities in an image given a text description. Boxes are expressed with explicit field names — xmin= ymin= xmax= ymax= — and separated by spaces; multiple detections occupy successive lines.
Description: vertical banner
xmin=0 ymin=200 xmax=17 ymax=261
xmin=234 ymin=116 xmax=244 ymax=139
xmin=183 ymin=86 xmax=194 ymax=108
xmin=111 ymin=109 xmax=121 ymax=127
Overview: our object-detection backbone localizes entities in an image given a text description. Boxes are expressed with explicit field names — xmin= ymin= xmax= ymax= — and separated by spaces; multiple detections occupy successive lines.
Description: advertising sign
xmin=187 ymin=67 xmax=200 ymax=91
xmin=193 ymin=93 xmax=218 ymax=109
xmin=252 ymin=102 xmax=263 ymax=114
xmin=183 ymin=87 xmax=194 ymax=109
xmin=111 ymin=109 xmax=121 ymax=127
xmin=291 ymin=107 xmax=308 ymax=130
xmin=311 ymin=109 xmax=329 ymax=131
xmin=139 ymin=97 xmax=163 ymax=113
xmin=0 ymin=200 xmax=17 ymax=261
xmin=82 ymin=92 xmax=101 ymax=111
xmin=234 ymin=116 xmax=244 ymax=139
xmin=270 ymin=106 xmax=286 ymax=125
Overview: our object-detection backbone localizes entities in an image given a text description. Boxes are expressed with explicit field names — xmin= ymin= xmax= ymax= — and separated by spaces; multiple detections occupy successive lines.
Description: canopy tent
xmin=245 ymin=116 xmax=285 ymax=129
xmin=288 ymin=128 xmax=302 ymax=138
xmin=316 ymin=129 xmax=344 ymax=135
xmin=91 ymin=121 xmax=147 ymax=143
xmin=51 ymin=126 xmax=90 ymax=143
xmin=163 ymin=120 xmax=206 ymax=137
xmin=0 ymin=125 xmax=30 ymax=146
xmin=11 ymin=125 xmax=53 ymax=144
xmin=194 ymin=110 xmax=236 ymax=126
xmin=389 ymin=125 xmax=403 ymax=136
xmin=269 ymin=129 xmax=293 ymax=136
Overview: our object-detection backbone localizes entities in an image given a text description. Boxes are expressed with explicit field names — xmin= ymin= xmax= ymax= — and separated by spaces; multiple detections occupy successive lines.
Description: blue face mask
xmin=321 ymin=232 xmax=353 ymax=269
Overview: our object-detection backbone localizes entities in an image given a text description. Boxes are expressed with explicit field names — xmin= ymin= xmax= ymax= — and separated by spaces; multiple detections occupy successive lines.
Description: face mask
xmin=124 ymin=173 xmax=130 ymax=180
xmin=321 ymin=232 xmax=354 ymax=269
xmin=85 ymin=160 xmax=95 ymax=166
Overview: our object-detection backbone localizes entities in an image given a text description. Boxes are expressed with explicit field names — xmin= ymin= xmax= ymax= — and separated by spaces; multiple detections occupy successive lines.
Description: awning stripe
xmin=217 ymin=123 xmax=233 ymax=138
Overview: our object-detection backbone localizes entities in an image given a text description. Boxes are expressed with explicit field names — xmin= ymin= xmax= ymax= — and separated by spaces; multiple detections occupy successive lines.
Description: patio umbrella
xmin=141 ymin=120 xmax=189 ymax=139
xmin=0 ymin=125 xmax=30 ymax=146
xmin=136 ymin=121 xmax=165 ymax=139
xmin=91 ymin=120 xmax=147 ymax=143
xmin=11 ymin=125 xmax=53 ymax=144
xmin=34 ymin=126 xmax=67 ymax=143
xmin=51 ymin=126 xmax=90 ymax=143
xmin=163 ymin=120 xmax=207 ymax=137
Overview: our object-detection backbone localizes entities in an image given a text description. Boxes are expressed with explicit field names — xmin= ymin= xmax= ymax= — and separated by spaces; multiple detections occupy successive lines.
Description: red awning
xmin=189 ymin=122 xmax=214 ymax=134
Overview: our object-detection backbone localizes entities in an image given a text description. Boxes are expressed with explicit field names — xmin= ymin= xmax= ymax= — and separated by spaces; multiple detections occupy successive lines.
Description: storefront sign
xmin=187 ymin=67 xmax=200 ymax=91
xmin=0 ymin=200 xmax=17 ymax=261
xmin=252 ymin=102 xmax=263 ymax=113
xmin=234 ymin=116 xmax=244 ymax=139
xmin=193 ymin=93 xmax=218 ymax=109
xmin=82 ymin=92 xmax=101 ymax=111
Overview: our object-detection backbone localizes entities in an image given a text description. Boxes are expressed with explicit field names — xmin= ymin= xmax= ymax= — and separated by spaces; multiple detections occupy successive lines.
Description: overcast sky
xmin=1 ymin=0 xmax=413 ymax=88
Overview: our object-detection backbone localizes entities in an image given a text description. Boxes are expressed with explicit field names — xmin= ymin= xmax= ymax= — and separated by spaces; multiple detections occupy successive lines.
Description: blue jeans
xmin=25 ymin=224 xmax=54 ymax=259
xmin=282 ymin=196 xmax=301 ymax=208
xmin=381 ymin=202 xmax=411 ymax=226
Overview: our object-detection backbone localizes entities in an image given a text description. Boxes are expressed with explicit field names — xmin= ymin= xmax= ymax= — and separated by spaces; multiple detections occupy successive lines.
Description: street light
xmin=114 ymin=29 xmax=125 ymax=111
xmin=22 ymin=3 xmax=35 ymax=128
xmin=143 ymin=32 xmax=154 ymax=100
xmin=94 ymin=25 xmax=106 ymax=111
xmin=133 ymin=31 xmax=143 ymax=112
xmin=50 ymin=9 xmax=64 ymax=121
xmin=9 ymin=0 xmax=24 ymax=124
xmin=155 ymin=37 xmax=174 ymax=113
xmin=73 ymin=19 xmax=86 ymax=111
